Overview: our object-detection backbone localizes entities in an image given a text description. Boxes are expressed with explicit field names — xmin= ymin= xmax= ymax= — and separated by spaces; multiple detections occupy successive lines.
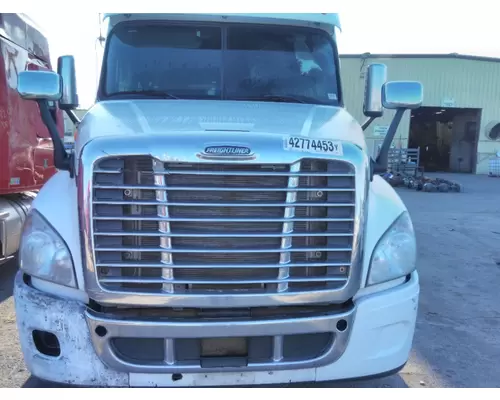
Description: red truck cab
xmin=0 ymin=13 xmax=63 ymax=264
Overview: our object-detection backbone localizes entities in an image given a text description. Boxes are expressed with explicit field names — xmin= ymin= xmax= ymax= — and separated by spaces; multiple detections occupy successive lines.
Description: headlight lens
xmin=19 ymin=210 xmax=76 ymax=288
xmin=367 ymin=211 xmax=417 ymax=286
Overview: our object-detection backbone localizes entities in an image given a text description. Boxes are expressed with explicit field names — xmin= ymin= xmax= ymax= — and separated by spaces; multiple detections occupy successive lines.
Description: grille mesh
xmin=92 ymin=156 xmax=355 ymax=295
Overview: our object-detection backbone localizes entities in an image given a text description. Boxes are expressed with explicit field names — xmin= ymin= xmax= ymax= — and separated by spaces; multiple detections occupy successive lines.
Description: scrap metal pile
xmin=380 ymin=172 xmax=462 ymax=192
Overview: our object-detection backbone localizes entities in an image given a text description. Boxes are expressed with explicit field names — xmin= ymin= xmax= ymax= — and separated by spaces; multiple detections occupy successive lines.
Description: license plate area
xmin=200 ymin=337 xmax=248 ymax=368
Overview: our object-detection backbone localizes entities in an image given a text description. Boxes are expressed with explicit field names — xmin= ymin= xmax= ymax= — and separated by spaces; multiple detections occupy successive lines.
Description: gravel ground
xmin=1 ymin=173 xmax=500 ymax=387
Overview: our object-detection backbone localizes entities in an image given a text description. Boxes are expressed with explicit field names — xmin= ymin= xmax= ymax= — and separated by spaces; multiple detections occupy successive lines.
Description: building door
xmin=409 ymin=107 xmax=481 ymax=173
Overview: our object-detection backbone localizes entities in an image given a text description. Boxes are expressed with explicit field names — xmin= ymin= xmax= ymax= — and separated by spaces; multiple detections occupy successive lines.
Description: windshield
xmin=99 ymin=23 xmax=340 ymax=106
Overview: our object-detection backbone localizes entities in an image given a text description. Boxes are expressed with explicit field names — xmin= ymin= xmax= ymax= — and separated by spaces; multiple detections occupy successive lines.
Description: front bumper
xmin=14 ymin=271 xmax=419 ymax=387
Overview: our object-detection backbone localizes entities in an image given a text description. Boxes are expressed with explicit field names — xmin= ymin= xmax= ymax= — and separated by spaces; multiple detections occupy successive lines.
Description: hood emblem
xmin=198 ymin=145 xmax=255 ymax=160
xmin=204 ymin=145 xmax=251 ymax=156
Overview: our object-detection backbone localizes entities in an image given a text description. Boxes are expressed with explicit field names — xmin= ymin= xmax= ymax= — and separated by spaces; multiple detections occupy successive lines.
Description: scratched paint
xmin=13 ymin=271 xmax=129 ymax=387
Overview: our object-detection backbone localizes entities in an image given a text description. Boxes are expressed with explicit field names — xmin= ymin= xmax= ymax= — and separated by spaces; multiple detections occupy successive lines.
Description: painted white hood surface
xmin=76 ymin=99 xmax=366 ymax=155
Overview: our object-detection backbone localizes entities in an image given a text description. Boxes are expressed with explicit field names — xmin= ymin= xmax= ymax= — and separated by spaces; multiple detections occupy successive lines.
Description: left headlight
xmin=367 ymin=211 xmax=417 ymax=286
xmin=19 ymin=210 xmax=77 ymax=288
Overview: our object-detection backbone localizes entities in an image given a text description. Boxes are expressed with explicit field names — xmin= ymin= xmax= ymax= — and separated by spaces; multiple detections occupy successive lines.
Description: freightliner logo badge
xmin=203 ymin=146 xmax=252 ymax=156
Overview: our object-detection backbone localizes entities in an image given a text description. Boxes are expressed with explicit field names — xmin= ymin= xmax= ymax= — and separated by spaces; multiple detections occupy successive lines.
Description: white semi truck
xmin=14 ymin=13 xmax=422 ymax=387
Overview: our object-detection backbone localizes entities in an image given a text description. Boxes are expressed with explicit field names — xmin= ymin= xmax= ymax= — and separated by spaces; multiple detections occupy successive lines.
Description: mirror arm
xmin=372 ymin=108 xmax=406 ymax=176
xmin=37 ymin=100 xmax=75 ymax=178
xmin=65 ymin=109 xmax=81 ymax=126
xmin=362 ymin=116 xmax=376 ymax=131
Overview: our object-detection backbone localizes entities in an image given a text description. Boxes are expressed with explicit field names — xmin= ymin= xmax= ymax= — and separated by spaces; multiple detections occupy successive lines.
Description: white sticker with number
xmin=284 ymin=136 xmax=343 ymax=156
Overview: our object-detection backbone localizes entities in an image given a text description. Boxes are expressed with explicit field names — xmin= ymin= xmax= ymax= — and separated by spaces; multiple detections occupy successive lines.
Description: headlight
xmin=19 ymin=210 xmax=76 ymax=288
xmin=367 ymin=211 xmax=417 ymax=286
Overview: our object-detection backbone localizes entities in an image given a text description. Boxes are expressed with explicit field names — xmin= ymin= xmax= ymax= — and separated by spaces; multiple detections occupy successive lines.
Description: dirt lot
xmin=1 ymin=173 xmax=500 ymax=388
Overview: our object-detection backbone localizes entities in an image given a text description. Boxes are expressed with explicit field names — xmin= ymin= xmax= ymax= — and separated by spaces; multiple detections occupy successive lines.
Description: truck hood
xmin=76 ymin=99 xmax=366 ymax=155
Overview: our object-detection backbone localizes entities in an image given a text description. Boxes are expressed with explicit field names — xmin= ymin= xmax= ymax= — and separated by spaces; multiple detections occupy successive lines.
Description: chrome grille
xmin=92 ymin=157 xmax=355 ymax=296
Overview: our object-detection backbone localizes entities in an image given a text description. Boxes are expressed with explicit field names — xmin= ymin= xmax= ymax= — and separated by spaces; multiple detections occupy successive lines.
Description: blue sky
xmin=29 ymin=7 xmax=498 ymax=109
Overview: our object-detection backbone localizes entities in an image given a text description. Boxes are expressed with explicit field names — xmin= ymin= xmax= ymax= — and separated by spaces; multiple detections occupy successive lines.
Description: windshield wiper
xmin=106 ymin=90 xmax=179 ymax=100
xmin=230 ymin=94 xmax=306 ymax=104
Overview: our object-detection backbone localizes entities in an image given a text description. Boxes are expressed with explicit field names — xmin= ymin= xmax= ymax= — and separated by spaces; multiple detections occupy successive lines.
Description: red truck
xmin=0 ymin=13 xmax=64 ymax=265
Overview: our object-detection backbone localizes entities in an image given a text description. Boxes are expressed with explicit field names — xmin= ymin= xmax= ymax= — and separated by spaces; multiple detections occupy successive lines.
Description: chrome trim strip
xmin=79 ymin=134 xmax=369 ymax=308
xmin=86 ymin=289 xmax=352 ymax=308
xmin=153 ymin=159 xmax=174 ymax=294
xmin=273 ymin=335 xmax=284 ymax=362
xmin=85 ymin=307 xmax=354 ymax=373
xmin=196 ymin=153 xmax=257 ymax=161
xmin=278 ymin=161 xmax=298 ymax=293
xmin=164 ymin=339 xmax=175 ymax=366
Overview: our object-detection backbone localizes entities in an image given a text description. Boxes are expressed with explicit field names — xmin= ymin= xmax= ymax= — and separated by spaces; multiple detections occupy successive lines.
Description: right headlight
xmin=19 ymin=209 xmax=77 ymax=288
xmin=367 ymin=211 xmax=417 ymax=286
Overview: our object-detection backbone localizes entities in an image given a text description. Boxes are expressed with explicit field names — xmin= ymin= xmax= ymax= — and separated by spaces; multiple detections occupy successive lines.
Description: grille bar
xmin=95 ymin=247 xmax=352 ymax=253
xmin=94 ymin=232 xmax=354 ymax=238
xmin=94 ymin=216 xmax=354 ymax=222
xmin=93 ymin=201 xmax=355 ymax=207
xmin=96 ymin=262 xmax=351 ymax=269
xmin=94 ymin=168 xmax=355 ymax=177
xmin=99 ymin=276 xmax=348 ymax=284
xmin=93 ymin=184 xmax=354 ymax=192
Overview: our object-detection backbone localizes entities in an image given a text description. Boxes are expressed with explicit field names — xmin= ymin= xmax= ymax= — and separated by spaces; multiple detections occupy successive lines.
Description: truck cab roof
xmin=0 ymin=13 xmax=51 ymax=63
xmin=103 ymin=13 xmax=341 ymax=35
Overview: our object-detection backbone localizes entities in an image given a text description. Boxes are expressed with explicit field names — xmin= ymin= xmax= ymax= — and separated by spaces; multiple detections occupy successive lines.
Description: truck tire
xmin=423 ymin=183 xmax=437 ymax=192
xmin=438 ymin=183 xmax=449 ymax=192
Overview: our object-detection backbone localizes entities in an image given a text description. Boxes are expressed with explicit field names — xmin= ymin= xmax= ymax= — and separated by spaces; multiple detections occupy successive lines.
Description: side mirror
xmin=17 ymin=71 xmax=62 ymax=101
xmin=382 ymin=81 xmax=423 ymax=110
xmin=17 ymin=70 xmax=71 ymax=174
xmin=57 ymin=55 xmax=79 ymax=110
xmin=372 ymin=80 xmax=424 ymax=177
xmin=363 ymin=63 xmax=387 ymax=118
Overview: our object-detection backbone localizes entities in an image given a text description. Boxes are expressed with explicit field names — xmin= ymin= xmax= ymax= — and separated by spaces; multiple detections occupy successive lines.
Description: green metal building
xmin=340 ymin=54 xmax=500 ymax=174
